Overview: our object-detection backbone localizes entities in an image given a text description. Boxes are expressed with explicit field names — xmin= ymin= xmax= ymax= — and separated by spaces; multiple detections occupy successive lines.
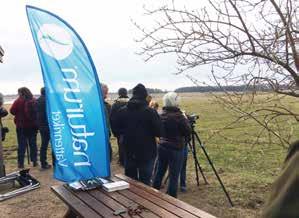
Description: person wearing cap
xmin=111 ymin=83 xmax=162 ymax=185
xmin=110 ymin=88 xmax=129 ymax=166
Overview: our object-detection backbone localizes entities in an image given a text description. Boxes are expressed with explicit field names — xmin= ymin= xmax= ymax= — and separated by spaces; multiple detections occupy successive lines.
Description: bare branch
xmin=135 ymin=0 xmax=299 ymax=147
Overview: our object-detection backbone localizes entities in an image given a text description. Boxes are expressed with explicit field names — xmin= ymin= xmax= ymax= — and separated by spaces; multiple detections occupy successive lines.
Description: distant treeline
xmin=174 ymin=85 xmax=271 ymax=93
xmin=126 ymin=85 xmax=272 ymax=94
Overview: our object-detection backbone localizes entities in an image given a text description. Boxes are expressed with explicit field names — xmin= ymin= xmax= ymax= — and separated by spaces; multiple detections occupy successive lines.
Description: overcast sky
xmin=0 ymin=0 xmax=210 ymax=94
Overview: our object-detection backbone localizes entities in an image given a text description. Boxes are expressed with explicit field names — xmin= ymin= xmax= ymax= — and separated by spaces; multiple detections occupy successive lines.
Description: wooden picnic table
xmin=51 ymin=174 xmax=216 ymax=218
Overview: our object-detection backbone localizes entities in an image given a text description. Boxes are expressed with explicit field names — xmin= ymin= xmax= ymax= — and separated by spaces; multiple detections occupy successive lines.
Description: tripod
xmin=189 ymin=120 xmax=234 ymax=207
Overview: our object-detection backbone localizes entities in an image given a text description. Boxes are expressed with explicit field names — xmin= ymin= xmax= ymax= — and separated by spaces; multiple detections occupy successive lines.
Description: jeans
xmin=16 ymin=128 xmax=38 ymax=166
xmin=124 ymin=155 xmax=155 ymax=186
xmin=39 ymin=127 xmax=50 ymax=167
xmin=153 ymin=145 xmax=184 ymax=198
xmin=180 ymin=145 xmax=188 ymax=187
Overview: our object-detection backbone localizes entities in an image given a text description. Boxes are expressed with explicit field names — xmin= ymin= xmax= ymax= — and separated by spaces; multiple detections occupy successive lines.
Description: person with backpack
xmin=111 ymin=84 xmax=162 ymax=185
xmin=153 ymin=92 xmax=191 ymax=198
xmin=10 ymin=87 xmax=38 ymax=168
xmin=110 ymin=88 xmax=129 ymax=166
xmin=36 ymin=87 xmax=51 ymax=170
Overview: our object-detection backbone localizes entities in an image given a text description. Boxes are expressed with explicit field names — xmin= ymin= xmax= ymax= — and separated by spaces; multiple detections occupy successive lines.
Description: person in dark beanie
xmin=36 ymin=87 xmax=51 ymax=170
xmin=110 ymin=88 xmax=129 ymax=166
xmin=118 ymin=88 xmax=128 ymax=99
xmin=111 ymin=83 xmax=162 ymax=185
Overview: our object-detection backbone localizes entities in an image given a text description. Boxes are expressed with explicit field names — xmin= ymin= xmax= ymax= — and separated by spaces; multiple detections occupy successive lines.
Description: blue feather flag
xmin=26 ymin=5 xmax=110 ymax=182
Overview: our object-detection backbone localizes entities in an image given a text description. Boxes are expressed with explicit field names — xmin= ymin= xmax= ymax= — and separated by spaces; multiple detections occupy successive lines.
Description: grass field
xmin=1 ymin=92 xmax=298 ymax=217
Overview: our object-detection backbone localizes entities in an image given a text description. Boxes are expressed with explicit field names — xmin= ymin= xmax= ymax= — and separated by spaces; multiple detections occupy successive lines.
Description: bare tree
xmin=135 ymin=0 xmax=299 ymax=147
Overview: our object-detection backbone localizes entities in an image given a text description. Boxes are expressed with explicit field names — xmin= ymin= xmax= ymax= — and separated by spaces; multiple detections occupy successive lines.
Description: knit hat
xmin=118 ymin=88 xmax=128 ymax=98
xmin=132 ymin=83 xmax=148 ymax=99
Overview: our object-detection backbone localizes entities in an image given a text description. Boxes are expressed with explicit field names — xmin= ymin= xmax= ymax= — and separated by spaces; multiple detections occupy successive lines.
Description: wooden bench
xmin=51 ymin=174 xmax=216 ymax=218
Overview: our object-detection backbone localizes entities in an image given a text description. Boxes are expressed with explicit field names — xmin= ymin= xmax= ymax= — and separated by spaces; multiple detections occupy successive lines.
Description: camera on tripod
xmin=2 ymin=127 xmax=9 ymax=141
xmin=187 ymin=114 xmax=199 ymax=125
xmin=184 ymin=116 xmax=234 ymax=206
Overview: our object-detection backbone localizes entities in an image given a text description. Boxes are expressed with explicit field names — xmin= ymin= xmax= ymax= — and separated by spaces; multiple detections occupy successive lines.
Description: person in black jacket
xmin=110 ymin=88 xmax=129 ymax=166
xmin=36 ymin=87 xmax=51 ymax=169
xmin=111 ymin=84 xmax=162 ymax=185
xmin=153 ymin=92 xmax=191 ymax=198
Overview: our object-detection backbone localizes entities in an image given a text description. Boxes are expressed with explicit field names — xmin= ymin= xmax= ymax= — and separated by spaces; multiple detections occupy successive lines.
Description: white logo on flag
xmin=37 ymin=24 xmax=73 ymax=60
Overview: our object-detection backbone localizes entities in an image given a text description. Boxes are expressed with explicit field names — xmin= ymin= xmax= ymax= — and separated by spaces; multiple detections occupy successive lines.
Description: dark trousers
xmin=39 ymin=127 xmax=50 ymax=167
xmin=116 ymin=136 xmax=124 ymax=166
xmin=153 ymin=145 xmax=184 ymax=198
xmin=180 ymin=145 xmax=188 ymax=187
xmin=16 ymin=128 xmax=38 ymax=166
xmin=124 ymin=155 xmax=155 ymax=186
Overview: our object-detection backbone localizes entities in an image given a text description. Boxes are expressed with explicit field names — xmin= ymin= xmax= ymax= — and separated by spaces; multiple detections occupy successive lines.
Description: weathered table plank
xmin=51 ymin=185 xmax=101 ymax=218
xmin=87 ymin=188 xmax=131 ymax=218
xmin=126 ymin=182 xmax=198 ymax=218
xmin=120 ymin=189 xmax=178 ymax=218
xmin=104 ymin=189 xmax=158 ymax=218
xmin=67 ymin=186 xmax=116 ymax=218
xmin=115 ymin=174 xmax=216 ymax=218
xmin=51 ymin=174 xmax=216 ymax=218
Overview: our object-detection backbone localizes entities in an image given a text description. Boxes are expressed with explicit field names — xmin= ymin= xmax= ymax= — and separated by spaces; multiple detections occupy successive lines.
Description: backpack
xmin=24 ymin=98 xmax=37 ymax=125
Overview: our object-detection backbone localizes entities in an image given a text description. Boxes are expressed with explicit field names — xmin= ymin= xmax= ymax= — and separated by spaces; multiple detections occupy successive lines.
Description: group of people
xmin=10 ymin=87 xmax=52 ymax=170
xmin=107 ymin=83 xmax=191 ymax=198
xmin=1 ymin=83 xmax=299 ymax=214
xmin=3 ymin=83 xmax=190 ymax=198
